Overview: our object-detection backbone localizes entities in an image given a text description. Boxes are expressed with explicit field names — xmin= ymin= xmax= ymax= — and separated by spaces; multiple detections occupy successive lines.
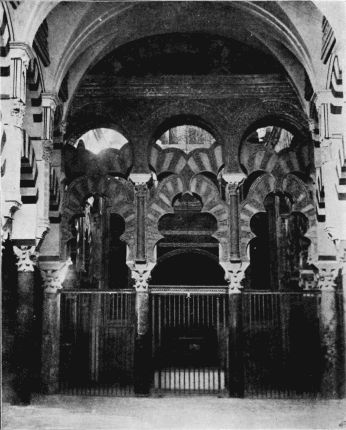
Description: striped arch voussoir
xmin=149 ymin=143 xmax=224 ymax=177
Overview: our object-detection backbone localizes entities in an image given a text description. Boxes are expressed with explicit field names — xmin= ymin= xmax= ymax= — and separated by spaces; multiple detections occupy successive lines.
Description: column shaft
xmin=15 ymin=270 xmax=35 ymax=403
xmin=135 ymin=185 xmax=147 ymax=263
xmin=229 ymin=189 xmax=240 ymax=261
xmin=228 ymin=293 xmax=244 ymax=397
xmin=134 ymin=290 xmax=151 ymax=394
xmin=41 ymin=291 xmax=60 ymax=393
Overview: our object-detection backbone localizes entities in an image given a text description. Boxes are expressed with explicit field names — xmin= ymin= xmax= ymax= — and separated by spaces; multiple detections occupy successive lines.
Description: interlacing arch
xmin=239 ymin=172 xmax=317 ymax=260
xmin=61 ymin=175 xmax=135 ymax=260
xmin=149 ymin=142 xmax=224 ymax=178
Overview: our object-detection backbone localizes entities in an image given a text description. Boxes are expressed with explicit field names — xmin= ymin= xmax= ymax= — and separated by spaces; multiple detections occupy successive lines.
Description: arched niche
xmin=240 ymin=172 xmax=317 ymax=263
xmin=244 ymin=187 xmax=314 ymax=290
xmin=64 ymin=194 xmax=131 ymax=290
xmin=61 ymin=175 xmax=135 ymax=266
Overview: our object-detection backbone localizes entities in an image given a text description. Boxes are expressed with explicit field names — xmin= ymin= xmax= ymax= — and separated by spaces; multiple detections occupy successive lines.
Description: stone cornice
xmin=9 ymin=42 xmax=35 ymax=65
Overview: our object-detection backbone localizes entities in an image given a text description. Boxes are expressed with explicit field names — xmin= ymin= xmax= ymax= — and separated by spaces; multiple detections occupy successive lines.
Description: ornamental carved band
xmin=13 ymin=245 xmax=37 ymax=272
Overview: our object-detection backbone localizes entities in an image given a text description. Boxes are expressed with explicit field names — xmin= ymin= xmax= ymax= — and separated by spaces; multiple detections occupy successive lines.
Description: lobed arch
xmin=60 ymin=175 xmax=135 ymax=260
xmin=239 ymin=172 xmax=317 ymax=260
xmin=146 ymin=173 xmax=229 ymax=263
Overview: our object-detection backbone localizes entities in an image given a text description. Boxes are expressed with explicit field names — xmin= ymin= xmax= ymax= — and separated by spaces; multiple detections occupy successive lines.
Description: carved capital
xmin=314 ymin=262 xmax=340 ymax=291
xmin=130 ymin=262 xmax=154 ymax=292
xmin=220 ymin=261 xmax=249 ymax=293
xmin=10 ymin=100 xmax=26 ymax=128
xmin=42 ymin=139 xmax=54 ymax=162
xmin=299 ymin=268 xmax=318 ymax=290
xmin=40 ymin=258 xmax=72 ymax=293
xmin=13 ymin=245 xmax=37 ymax=272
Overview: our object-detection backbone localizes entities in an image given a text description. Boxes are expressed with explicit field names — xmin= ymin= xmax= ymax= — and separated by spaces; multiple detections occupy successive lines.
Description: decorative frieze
xmin=13 ymin=245 xmax=37 ymax=272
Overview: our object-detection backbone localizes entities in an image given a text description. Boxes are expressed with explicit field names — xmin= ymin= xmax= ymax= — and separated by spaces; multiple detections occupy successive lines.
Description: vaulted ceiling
xmin=11 ymin=1 xmax=332 ymax=107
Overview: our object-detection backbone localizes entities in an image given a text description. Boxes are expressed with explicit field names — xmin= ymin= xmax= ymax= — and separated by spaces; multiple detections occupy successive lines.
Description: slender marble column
xmin=135 ymin=183 xmax=148 ymax=263
xmin=221 ymin=261 xmax=249 ymax=397
xmin=223 ymin=172 xmax=246 ymax=262
xmin=40 ymin=267 xmax=63 ymax=393
xmin=131 ymin=263 xmax=154 ymax=395
xmin=13 ymin=245 xmax=36 ymax=404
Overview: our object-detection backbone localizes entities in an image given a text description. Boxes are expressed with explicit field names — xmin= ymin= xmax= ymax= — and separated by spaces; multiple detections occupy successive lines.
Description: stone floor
xmin=2 ymin=395 xmax=346 ymax=430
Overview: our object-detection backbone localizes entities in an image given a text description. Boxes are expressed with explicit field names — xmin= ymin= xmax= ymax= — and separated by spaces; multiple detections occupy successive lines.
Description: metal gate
xmin=242 ymin=291 xmax=323 ymax=398
xmin=59 ymin=290 xmax=135 ymax=396
xmin=151 ymin=287 xmax=229 ymax=395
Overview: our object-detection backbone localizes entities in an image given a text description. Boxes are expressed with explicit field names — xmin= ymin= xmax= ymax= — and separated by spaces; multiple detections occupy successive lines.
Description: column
xmin=316 ymin=263 xmax=340 ymax=397
xmin=40 ymin=261 xmax=68 ymax=394
xmin=223 ymin=172 xmax=246 ymax=262
xmin=129 ymin=173 xmax=153 ymax=394
xmin=13 ymin=245 xmax=37 ymax=404
xmin=134 ymin=182 xmax=148 ymax=262
xmin=221 ymin=261 xmax=249 ymax=397
xmin=131 ymin=263 xmax=154 ymax=395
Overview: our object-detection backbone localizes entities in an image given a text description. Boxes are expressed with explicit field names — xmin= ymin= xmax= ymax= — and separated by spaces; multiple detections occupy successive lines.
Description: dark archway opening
xmin=150 ymin=251 xmax=227 ymax=286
